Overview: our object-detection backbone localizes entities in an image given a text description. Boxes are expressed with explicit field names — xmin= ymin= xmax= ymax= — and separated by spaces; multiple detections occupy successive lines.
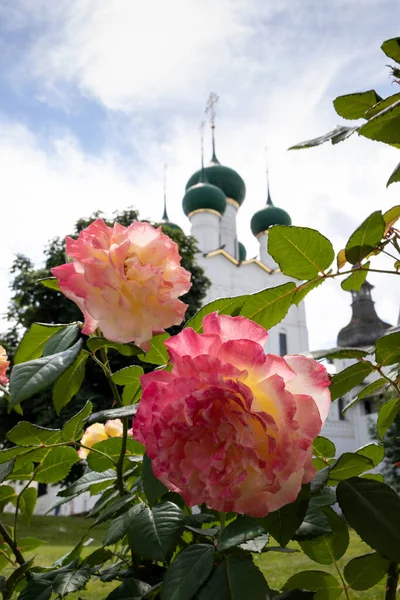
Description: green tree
xmin=0 ymin=208 xmax=210 ymax=445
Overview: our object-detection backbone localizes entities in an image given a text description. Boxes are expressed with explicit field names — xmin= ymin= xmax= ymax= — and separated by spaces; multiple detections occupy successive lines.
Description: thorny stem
xmin=0 ymin=519 xmax=32 ymax=580
xmin=96 ymin=345 xmax=127 ymax=496
xmin=385 ymin=562 xmax=399 ymax=600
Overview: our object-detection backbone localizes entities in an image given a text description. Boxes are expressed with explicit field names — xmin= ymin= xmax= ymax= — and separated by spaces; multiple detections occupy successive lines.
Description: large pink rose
xmin=51 ymin=219 xmax=191 ymax=349
xmin=0 ymin=346 xmax=10 ymax=385
xmin=133 ymin=313 xmax=330 ymax=517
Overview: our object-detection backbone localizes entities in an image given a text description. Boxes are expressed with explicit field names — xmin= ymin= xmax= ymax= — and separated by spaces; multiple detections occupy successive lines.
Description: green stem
xmin=375 ymin=366 xmax=400 ymax=396
xmin=333 ymin=561 xmax=350 ymax=600
xmin=0 ymin=519 xmax=32 ymax=579
xmin=14 ymin=471 xmax=37 ymax=544
xmin=385 ymin=562 xmax=399 ymax=600
xmin=116 ymin=417 xmax=129 ymax=497
xmin=219 ymin=512 xmax=226 ymax=529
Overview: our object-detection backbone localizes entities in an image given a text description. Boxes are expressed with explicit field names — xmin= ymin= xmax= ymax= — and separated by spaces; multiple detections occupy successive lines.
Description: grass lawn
xmin=2 ymin=514 xmax=387 ymax=599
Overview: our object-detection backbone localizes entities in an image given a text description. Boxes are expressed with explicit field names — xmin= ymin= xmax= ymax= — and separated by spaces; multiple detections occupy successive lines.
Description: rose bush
xmin=51 ymin=219 xmax=191 ymax=349
xmin=133 ymin=312 xmax=330 ymax=517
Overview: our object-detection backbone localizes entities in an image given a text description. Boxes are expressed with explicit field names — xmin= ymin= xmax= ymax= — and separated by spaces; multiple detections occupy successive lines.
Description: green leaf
xmin=387 ymin=161 xmax=400 ymax=186
xmin=240 ymin=534 xmax=270 ymax=553
xmin=61 ymin=401 xmax=93 ymax=441
xmin=86 ymin=405 xmax=138 ymax=425
xmin=283 ymin=570 xmax=342 ymax=600
xmin=293 ymin=278 xmax=325 ymax=305
xmin=341 ymin=264 xmax=369 ymax=291
xmin=140 ymin=333 xmax=170 ymax=365
xmin=337 ymin=477 xmax=400 ymax=562
xmin=375 ymin=331 xmax=400 ymax=366
xmin=383 ymin=205 xmax=400 ymax=228
xmin=3 ymin=559 xmax=34 ymax=599
xmin=7 ymin=422 xmax=61 ymax=446
xmin=14 ymin=323 xmax=65 ymax=364
xmin=0 ymin=460 xmax=15 ymax=483
xmin=103 ymin=503 xmax=145 ymax=545
xmin=198 ymin=555 xmax=270 ymax=600
xmin=37 ymin=277 xmax=61 ymax=292
xmin=299 ymin=507 xmax=349 ymax=565
xmin=342 ymin=378 xmax=386 ymax=415
xmin=359 ymin=99 xmax=400 ymax=145
xmin=366 ymin=93 xmax=400 ymax=120
xmin=19 ymin=487 xmax=37 ymax=524
xmin=345 ymin=211 xmax=386 ymax=264
xmin=313 ymin=437 xmax=335 ymax=460
xmin=289 ymin=125 xmax=359 ymax=150
xmin=9 ymin=339 xmax=83 ymax=407
xmin=295 ymin=498 xmax=331 ymax=541
xmin=0 ymin=485 xmax=17 ymax=507
xmin=106 ymin=578 xmax=152 ymax=599
xmin=142 ymin=453 xmax=168 ymax=505
xmin=262 ymin=484 xmax=310 ymax=547
xmin=35 ymin=447 xmax=79 ymax=483
xmin=127 ymin=501 xmax=185 ymax=561
xmin=377 ymin=397 xmax=400 ymax=438
xmin=268 ymin=226 xmax=334 ymax=280
xmin=217 ymin=516 xmax=266 ymax=551
xmin=344 ymin=552 xmax=390 ymax=590
xmin=87 ymin=438 xmax=143 ymax=472
xmin=185 ymin=296 xmax=247 ymax=333
xmin=18 ymin=577 xmax=52 ymax=600
xmin=382 ymin=37 xmax=400 ymax=63
xmin=161 ymin=544 xmax=215 ymax=600
xmin=19 ymin=537 xmax=47 ymax=552
xmin=57 ymin=468 xmax=117 ymax=498
xmin=312 ymin=347 xmax=369 ymax=360
xmin=356 ymin=443 xmax=384 ymax=467
xmin=81 ymin=547 xmax=113 ymax=568
xmin=329 ymin=361 xmax=374 ymax=401
xmin=333 ymin=90 xmax=382 ymax=120
xmin=111 ymin=366 xmax=143 ymax=405
xmin=240 ymin=283 xmax=297 ymax=329
xmin=42 ymin=324 xmax=80 ymax=356
xmin=52 ymin=567 xmax=91 ymax=596
xmin=52 ymin=350 xmax=89 ymax=414
xmin=86 ymin=336 xmax=142 ymax=356
xmin=361 ymin=473 xmax=385 ymax=482
xmin=94 ymin=494 xmax=135 ymax=525
xmin=329 ymin=453 xmax=373 ymax=480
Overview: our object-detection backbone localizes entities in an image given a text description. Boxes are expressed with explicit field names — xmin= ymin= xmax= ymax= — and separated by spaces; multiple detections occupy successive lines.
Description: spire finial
xmin=199 ymin=121 xmax=207 ymax=183
xmin=162 ymin=164 xmax=168 ymax=220
xmin=206 ymin=92 xmax=219 ymax=161
xmin=265 ymin=145 xmax=273 ymax=206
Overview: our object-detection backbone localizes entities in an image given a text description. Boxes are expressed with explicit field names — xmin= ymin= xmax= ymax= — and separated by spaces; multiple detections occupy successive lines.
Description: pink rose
xmin=51 ymin=219 xmax=191 ymax=349
xmin=133 ymin=313 xmax=330 ymax=517
xmin=0 ymin=346 xmax=10 ymax=385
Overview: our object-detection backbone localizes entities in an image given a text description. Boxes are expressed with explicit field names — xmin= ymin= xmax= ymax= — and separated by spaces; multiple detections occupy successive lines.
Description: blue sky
xmin=0 ymin=0 xmax=399 ymax=349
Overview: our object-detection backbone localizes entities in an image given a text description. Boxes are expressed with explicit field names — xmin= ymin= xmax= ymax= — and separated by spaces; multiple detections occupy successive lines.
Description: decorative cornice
xmin=188 ymin=208 xmax=221 ymax=219
xmin=204 ymin=250 xmax=277 ymax=274
xmin=226 ymin=197 xmax=240 ymax=209
xmin=241 ymin=258 xmax=274 ymax=273
xmin=205 ymin=248 xmax=239 ymax=265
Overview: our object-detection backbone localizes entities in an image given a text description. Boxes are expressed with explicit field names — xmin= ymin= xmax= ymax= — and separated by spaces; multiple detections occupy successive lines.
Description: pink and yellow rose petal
xmin=133 ymin=313 xmax=331 ymax=518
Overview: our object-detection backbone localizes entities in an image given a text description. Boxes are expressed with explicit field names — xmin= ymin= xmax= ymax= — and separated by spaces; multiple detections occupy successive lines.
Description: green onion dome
xmin=182 ymin=169 xmax=227 ymax=217
xmin=250 ymin=191 xmax=291 ymax=237
xmin=238 ymin=241 xmax=247 ymax=262
xmin=185 ymin=153 xmax=246 ymax=207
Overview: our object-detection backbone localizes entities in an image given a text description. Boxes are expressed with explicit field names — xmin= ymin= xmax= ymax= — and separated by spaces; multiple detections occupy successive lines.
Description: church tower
xmin=181 ymin=94 xmax=309 ymax=357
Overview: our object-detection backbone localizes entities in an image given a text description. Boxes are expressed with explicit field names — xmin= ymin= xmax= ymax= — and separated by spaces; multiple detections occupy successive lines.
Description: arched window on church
xmin=279 ymin=332 xmax=287 ymax=357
